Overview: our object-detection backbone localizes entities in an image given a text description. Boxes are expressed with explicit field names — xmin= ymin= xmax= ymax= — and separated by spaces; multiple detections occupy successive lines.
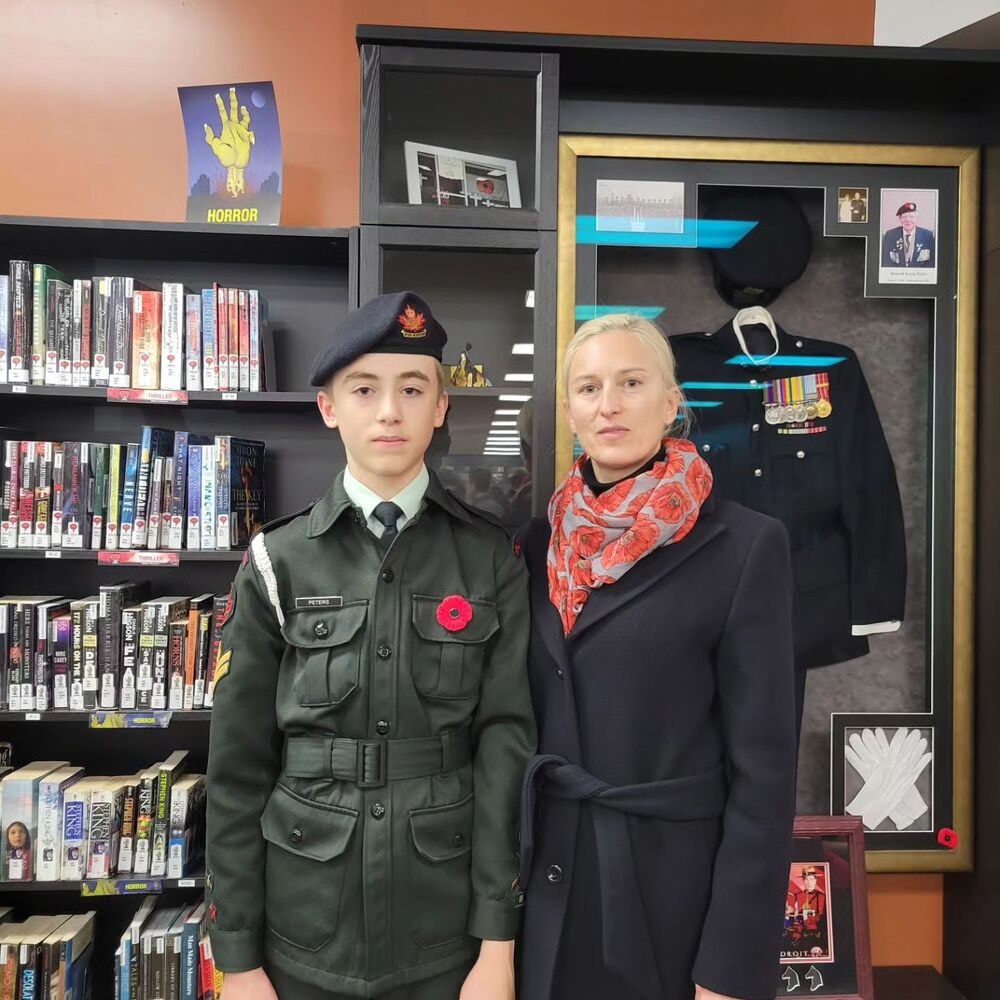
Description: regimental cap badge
xmin=398 ymin=304 xmax=427 ymax=339
xmin=896 ymin=201 xmax=918 ymax=216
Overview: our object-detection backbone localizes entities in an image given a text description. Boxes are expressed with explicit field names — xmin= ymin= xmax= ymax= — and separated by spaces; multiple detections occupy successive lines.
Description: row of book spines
xmin=0 ymin=910 xmax=95 ymax=1000
xmin=2 ymin=751 xmax=201 ymax=884
xmin=0 ymin=432 xmax=265 ymax=551
xmin=116 ymin=896 xmax=221 ymax=1000
xmin=0 ymin=266 xmax=271 ymax=393
xmin=0 ymin=592 xmax=229 ymax=714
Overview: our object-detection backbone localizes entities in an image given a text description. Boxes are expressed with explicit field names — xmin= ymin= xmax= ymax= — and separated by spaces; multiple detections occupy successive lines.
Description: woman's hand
xmin=459 ymin=939 xmax=515 ymax=1000
xmin=694 ymin=986 xmax=741 ymax=1000
xmin=221 ymin=968 xmax=279 ymax=1000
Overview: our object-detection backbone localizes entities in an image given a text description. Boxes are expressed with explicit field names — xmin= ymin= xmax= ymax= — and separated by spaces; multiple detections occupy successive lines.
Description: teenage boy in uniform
xmin=206 ymin=291 xmax=535 ymax=999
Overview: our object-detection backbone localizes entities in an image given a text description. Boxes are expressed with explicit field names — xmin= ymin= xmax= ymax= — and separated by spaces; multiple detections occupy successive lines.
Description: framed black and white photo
xmin=403 ymin=141 xmax=521 ymax=209
xmin=595 ymin=178 xmax=685 ymax=234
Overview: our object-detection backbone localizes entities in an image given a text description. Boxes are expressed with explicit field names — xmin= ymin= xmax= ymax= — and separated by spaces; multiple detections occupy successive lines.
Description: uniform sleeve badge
xmin=217 ymin=586 xmax=237 ymax=629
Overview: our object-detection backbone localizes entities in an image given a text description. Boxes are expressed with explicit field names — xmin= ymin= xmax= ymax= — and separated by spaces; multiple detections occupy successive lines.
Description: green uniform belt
xmin=282 ymin=726 xmax=472 ymax=788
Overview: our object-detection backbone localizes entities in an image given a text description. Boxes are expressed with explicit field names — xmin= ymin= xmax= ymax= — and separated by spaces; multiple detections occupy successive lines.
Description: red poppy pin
xmin=437 ymin=595 xmax=473 ymax=632
xmin=937 ymin=827 xmax=959 ymax=850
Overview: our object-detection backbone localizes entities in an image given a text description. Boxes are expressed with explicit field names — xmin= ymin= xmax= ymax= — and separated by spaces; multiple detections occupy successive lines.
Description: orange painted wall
xmin=2 ymin=0 xmax=943 ymax=974
xmin=1 ymin=0 xmax=874 ymax=226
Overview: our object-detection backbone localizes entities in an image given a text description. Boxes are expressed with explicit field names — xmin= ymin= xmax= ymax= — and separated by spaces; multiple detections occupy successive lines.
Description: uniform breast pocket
xmin=260 ymin=783 xmax=358 ymax=951
xmin=281 ymin=602 xmax=368 ymax=708
xmin=770 ymin=443 xmax=836 ymax=511
xmin=410 ymin=595 xmax=499 ymax=700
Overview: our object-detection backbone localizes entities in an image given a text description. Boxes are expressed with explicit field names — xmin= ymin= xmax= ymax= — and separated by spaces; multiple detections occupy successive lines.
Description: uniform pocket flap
xmin=411 ymin=596 xmax=499 ymax=645
xmin=409 ymin=794 xmax=475 ymax=863
xmin=260 ymin=784 xmax=358 ymax=862
xmin=280 ymin=602 xmax=368 ymax=649
xmin=792 ymin=534 xmax=849 ymax=592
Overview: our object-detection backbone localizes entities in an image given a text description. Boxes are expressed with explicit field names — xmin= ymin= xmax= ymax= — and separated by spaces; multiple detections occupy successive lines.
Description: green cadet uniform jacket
xmin=205 ymin=470 xmax=535 ymax=996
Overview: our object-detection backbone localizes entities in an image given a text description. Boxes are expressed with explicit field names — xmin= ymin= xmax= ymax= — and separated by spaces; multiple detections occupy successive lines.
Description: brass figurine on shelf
xmin=448 ymin=342 xmax=492 ymax=388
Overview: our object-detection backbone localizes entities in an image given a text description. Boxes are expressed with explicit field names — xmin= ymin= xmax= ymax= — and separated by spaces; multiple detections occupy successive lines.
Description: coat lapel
xmin=568 ymin=515 xmax=726 ymax=642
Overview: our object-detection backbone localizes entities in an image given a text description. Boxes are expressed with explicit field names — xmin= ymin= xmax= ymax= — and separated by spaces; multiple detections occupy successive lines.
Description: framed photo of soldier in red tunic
xmin=777 ymin=816 xmax=873 ymax=1000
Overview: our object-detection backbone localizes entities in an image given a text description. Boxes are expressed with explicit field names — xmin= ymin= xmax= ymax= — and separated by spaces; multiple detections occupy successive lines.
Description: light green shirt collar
xmin=342 ymin=464 xmax=429 ymax=537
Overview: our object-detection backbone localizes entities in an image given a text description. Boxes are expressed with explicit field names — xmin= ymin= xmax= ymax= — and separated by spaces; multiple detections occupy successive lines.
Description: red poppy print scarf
xmin=547 ymin=437 xmax=713 ymax=635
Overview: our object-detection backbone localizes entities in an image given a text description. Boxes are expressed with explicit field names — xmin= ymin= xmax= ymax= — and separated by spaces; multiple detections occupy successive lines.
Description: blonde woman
xmin=516 ymin=315 xmax=797 ymax=1000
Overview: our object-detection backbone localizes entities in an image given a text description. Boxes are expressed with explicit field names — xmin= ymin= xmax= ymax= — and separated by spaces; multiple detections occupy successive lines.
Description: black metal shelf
xmin=0 ymin=710 xmax=211 ymax=723
xmin=0 ymin=873 xmax=206 ymax=894
xmin=0 ymin=549 xmax=242 ymax=561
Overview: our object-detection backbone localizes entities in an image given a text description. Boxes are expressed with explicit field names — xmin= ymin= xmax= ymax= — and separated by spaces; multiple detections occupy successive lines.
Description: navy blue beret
xmin=309 ymin=290 xmax=448 ymax=386
xmin=704 ymin=188 xmax=812 ymax=309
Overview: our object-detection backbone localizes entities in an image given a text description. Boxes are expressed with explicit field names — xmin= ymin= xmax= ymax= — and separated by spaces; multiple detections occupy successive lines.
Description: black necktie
xmin=372 ymin=501 xmax=403 ymax=549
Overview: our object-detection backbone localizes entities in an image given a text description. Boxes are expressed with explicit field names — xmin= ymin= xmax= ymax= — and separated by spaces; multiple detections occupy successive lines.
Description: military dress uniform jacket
xmin=670 ymin=321 xmax=906 ymax=669
xmin=205 ymin=471 xmax=535 ymax=996
xmin=516 ymin=498 xmax=797 ymax=1000
xmin=880 ymin=226 xmax=935 ymax=268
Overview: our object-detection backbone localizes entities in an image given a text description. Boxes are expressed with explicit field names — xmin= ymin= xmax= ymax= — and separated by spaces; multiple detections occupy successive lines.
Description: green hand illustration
xmin=204 ymin=86 xmax=255 ymax=197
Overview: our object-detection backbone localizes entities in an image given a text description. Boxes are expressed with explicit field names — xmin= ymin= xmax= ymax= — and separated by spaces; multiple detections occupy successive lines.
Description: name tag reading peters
xmin=295 ymin=596 xmax=344 ymax=609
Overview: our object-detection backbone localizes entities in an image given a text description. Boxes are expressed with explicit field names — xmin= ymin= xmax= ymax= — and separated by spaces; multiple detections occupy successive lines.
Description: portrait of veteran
xmin=516 ymin=314 xmax=797 ymax=1000
xmin=881 ymin=200 xmax=935 ymax=268
xmin=205 ymin=290 xmax=535 ymax=1000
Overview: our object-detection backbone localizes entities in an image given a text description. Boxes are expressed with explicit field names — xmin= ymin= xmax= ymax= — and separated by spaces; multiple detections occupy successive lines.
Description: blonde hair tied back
xmin=563 ymin=313 xmax=690 ymax=437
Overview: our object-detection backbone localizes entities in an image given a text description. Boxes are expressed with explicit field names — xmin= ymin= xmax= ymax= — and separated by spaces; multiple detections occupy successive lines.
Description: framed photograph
xmin=778 ymin=817 xmax=873 ymax=1000
xmin=403 ymin=141 xmax=521 ymax=209
xmin=878 ymin=187 xmax=938 ymax=284
xmin=596 ymin=178 xmax=685 ymax=233
xmin=837 ymin=187 xmax=868 ymax=224
xmin=831 ymin=714 xmax=947 ymax=852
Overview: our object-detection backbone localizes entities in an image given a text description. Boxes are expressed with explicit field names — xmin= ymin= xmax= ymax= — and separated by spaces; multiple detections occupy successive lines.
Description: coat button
xmin=289 ymin=827 xmax=303 ymax=845
xmin=555 ymin=668 xmax=564 ymax=678
xmin=376 ymin=720 xmax=390 ymax=735
xmin=377 ymin=645 xmax=392 ymax=659
xmin=370 ymin=802 xmax=386 ymax=819
xmin=749 ymin=378 xmax=758 ymax=386
xmin=701 ymin=444 xmax=711 ymax=454
xmin=313 ymin=621 xmax=329 ymax=638
xmin=796 ymin=340 xmax=804 ymax=348
xmin=452 ymin=833 xmax=466 ymax=848
xmin=754 ymin=468 xmax=763 ymax=478
xmin=796 ymin=450 xmax=806 ymax=459
xmin=545 ymin=864 xmax=564 ymax=884
xmin=752 ymin=423 xmax=760 ymax=432
xmin=381 ymin=569 xmax=394 ymax=583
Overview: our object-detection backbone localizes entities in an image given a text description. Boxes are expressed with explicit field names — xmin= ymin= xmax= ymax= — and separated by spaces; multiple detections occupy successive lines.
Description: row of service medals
xmin=763 ymin=372 xmax=832 ymax=426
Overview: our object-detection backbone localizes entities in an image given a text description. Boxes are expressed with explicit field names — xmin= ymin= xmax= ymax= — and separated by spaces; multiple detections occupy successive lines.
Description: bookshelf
xmin=0 ymin=216 xmax=359 ymax=994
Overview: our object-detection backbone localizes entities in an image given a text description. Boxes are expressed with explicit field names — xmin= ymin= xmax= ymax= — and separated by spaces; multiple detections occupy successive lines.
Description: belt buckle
xmin=356 ymin=739 xmax=387 ymax=789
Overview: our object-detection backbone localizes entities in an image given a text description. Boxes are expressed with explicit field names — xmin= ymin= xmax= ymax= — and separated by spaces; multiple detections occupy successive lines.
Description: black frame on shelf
xmin=359 ymin=224 xmax=557 ymax=512
xmin=360 ymin=44 xmax=558 ymax=230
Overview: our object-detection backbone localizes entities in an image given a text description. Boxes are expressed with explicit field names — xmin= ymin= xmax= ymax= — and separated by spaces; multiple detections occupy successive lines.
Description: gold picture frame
xmin=555 ymin=135 xmax=978 ymax=874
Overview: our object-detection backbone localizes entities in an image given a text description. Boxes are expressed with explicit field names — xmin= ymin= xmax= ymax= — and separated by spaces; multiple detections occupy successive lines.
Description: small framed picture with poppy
xmin=403 ymin=141 xmax=521 ymax=209
xmin=777 ymin=816 xmax=872 ymax=1000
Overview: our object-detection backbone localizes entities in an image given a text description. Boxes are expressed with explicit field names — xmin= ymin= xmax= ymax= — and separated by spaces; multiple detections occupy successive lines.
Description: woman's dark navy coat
xmin=516 ymin=497 xmax=797 ymax=1000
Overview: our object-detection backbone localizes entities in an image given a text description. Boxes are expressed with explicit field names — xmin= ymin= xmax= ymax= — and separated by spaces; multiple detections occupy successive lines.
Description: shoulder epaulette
xmin=250 ymin=501 xmax=317 ymax=541
xmin=450 ymin=493 xmax=511 ymax=538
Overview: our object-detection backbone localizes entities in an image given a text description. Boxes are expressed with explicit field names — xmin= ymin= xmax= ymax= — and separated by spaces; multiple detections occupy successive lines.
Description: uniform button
xmin=377 ymin=645 xmax=392 ymax=659
xmin=545 ymin=864 xmax=564 ymax=884
xmin=796 ymin=340 xmax=804 ymax=348
xmin=754 ymin=468 xmax=763 ymax=478
xmin=289 ymin=827 xmax=303 ymax=845
xmin=749 ymin=378 xmax=758 ymax=386
xmin=555 ymin=668 xmax=564 ymax=678
xmin=313 ymin=621 xmax=329 ymax=638
xmin=381 ymin=569 xmax=394 ymax=583
xmin=752 ymin=423 xmax=760 ymax=432
xmin=452 ymin=833 xmax=466 ymax=848
xmin=796 ymin=450 xmax=806 ymax=459
xmin=376 ymin=720 xmax=390 ymax=735
xmin=701 ymin=444 xmax=711 ymax=454
xmin=370 ymin=802 xmax=386 ymax=819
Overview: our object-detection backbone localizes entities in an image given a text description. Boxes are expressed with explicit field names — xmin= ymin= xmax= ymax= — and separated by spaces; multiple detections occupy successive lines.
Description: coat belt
xmin=519 ymin=753 xmax=728 ymax=1000
xmin=283 ymin=726 xmax=471 ymax=788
